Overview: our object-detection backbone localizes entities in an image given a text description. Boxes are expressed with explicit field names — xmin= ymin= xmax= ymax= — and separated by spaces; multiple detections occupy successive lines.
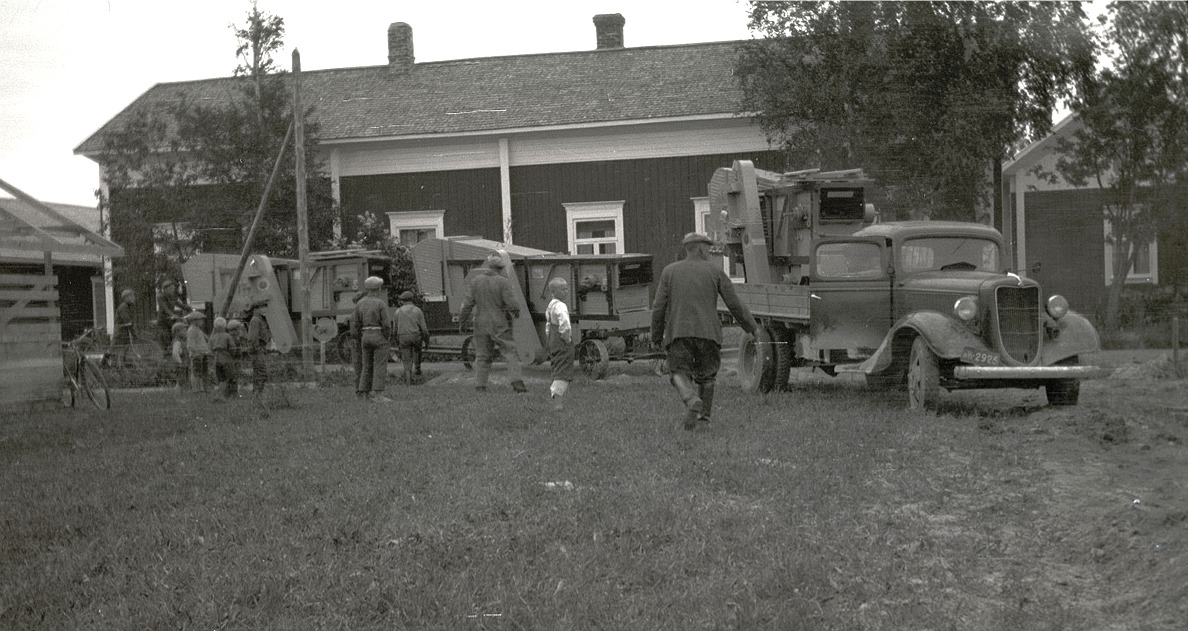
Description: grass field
xmin=2 ymin=357 xmax=1186 ymax=630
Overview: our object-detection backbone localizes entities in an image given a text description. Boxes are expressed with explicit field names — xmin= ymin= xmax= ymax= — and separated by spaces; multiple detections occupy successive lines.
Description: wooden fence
xmin=1 ymin=273 xmax=62 ymax=411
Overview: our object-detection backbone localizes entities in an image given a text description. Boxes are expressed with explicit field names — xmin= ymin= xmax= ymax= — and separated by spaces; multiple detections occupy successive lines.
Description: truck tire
xmin=770 ymin=327 xmax=793 ymax=391
xmin=1045 ymin=357 xmax=1081 ymax=406
xmin=907 ymin=336 xmax=940 ymax=411
xmin=738 ymin=328 xmax=777 ymax=393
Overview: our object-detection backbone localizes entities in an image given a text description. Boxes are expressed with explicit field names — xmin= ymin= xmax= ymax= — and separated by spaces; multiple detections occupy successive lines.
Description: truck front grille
xmin=994 ymin=285 xmax=1040 ymax=363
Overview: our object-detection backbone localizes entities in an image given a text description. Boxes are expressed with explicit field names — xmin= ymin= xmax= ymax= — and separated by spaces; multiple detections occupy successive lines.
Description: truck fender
xmin=1041 ymin=310 xmax=1101 ymax=364
xmin=860 ymin=311 xmax=983 ymax=374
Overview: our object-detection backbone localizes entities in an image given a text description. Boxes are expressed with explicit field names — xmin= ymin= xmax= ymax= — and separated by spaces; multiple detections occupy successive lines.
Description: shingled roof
xmin=76 ymin=40 xmax=749 ymax=156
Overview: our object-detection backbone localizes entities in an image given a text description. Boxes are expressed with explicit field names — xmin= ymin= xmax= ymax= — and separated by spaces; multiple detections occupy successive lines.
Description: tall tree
xmin=737 ymin=1 xmax=1094 ymax=221
xmin=98 ymin=1 xmax=336 ymax=301
xmin=1040 ymin=1 xmax=1188 ymax=329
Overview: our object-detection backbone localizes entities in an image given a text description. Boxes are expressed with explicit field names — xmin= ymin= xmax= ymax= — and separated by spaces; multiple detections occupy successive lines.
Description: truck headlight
xmin=1047 ymin=295 xmax=1069 ymax=319
xmin=953 ymin=296 xmax=978 ymax=321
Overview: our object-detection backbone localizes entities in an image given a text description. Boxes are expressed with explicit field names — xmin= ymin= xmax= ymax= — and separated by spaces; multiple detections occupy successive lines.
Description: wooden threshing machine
xmin=412 ymin=236 xmax=659 ymax=378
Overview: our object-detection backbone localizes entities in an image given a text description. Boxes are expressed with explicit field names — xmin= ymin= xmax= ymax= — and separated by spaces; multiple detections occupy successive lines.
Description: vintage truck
xmin=708 ymin=160 xmax=1109 ymax=410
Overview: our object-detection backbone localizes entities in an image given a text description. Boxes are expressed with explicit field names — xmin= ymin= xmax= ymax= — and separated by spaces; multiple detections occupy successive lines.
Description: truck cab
xmin=709 ymin=160 xmax=1107 ymax=410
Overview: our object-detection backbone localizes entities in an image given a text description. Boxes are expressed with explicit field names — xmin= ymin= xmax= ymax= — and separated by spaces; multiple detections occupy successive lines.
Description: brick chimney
xmin=593 ymin=14 xmax=625 ymax=49
xmin=388 ymin=22 xmax=414 ymax=73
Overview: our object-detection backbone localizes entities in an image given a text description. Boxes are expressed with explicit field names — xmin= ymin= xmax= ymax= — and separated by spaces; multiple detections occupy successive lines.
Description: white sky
xmin=0 ymin=0 xmax=756 ymax=207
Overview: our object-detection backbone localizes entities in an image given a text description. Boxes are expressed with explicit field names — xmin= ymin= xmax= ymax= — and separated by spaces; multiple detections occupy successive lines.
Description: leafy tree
xmin=1038 ymin=1 xmax=1188 ymax=329
xmin=98 ymin=1 xmax=336 ymax=309
xmin=737 ymin=1 xmax=1094 ymax=221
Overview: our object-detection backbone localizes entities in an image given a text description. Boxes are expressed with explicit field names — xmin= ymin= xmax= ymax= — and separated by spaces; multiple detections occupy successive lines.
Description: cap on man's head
xmin=227 ymin=319 xmax=243 ymax=331
xmin=184 ymin=310 xmax=205 ymax=322
xmin=249 ymin=297 xmax=270 ymax=309
xmin=485 ymin=252 xmax=505 ymax=269
xmin=399 ymin=290 xmax=414 ymax=302
xmin=120 ymin=288 xmax=135 ymax=299
xmin=682 ymin=232 xmax=713 ymax=247
xmin=363 ymin=276 xmax=384 ymax=290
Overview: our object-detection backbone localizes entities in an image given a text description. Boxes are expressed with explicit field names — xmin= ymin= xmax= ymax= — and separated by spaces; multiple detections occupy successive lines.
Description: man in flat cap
xmin=392 ymin=290 xmax=430 ymax=385
xmin=458 ymin=252 xmax=528 ymax=393
xmin=651 ymin=232 xmax=758 ymax=430
xmin=350 ymin=276 xmax=392 ymax=402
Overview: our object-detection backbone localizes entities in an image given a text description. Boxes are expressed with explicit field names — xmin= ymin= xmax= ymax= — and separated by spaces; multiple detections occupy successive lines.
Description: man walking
xmin=651 ymin=232 xmax=758 ymax=430
xmin=392 ymin=290 xmax=430 ymax=385
xmin=458 ymin=252 xmax=528 ymax=393
xmin=350 ymin=276 xmax=392 ymax=402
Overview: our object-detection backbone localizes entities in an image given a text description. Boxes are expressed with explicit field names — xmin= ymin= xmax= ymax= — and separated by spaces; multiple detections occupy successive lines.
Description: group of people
xmin=350 ymin=279 xmax=431 ymax=402
xmin=348 ymin=231 xmax=756 ymax=428
xmin=118 ymin=230 xmax=755 ymax=428
xmin=167 ymin=298 xmax=273 ymax=400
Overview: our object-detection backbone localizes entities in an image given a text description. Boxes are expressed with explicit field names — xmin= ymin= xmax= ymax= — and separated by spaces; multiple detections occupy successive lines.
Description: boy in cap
xmin=392 ymin=290 xmax=430 ymax=385
xmin=184 ymin=310 xmax=211 ymax=392
xmin=169 ymin=321 xmax=189 ymax=391
xmin=545 ymin=277 xmax=575 ymax=411
xmin=350 ymin=276 xmax=392 ymax=402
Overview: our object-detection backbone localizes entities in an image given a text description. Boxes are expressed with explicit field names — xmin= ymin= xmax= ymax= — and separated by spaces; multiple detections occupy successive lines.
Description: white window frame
xmin=693 ymin=197 xmax=743 ymax=282
xmin=1103 ymin=218 xmax=1158 ymax=285
xmin=387 ymin=210 xmax=445 ymax=246
xmin=563 ymin=201 xmax=624 ymax=255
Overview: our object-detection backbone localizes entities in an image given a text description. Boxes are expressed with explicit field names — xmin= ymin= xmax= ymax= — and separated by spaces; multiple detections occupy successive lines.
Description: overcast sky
xmin=0 ymin=0 xmax=755 ymax=207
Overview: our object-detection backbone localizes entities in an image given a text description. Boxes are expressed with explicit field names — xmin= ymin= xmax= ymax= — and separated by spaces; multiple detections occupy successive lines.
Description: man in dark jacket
xmin=350 ymin=276 xmax=392 ymax=402
xmin=458 ymin=253 xmax=527 ymax=393
xmin=651 ymin=232 xmax=759 ymax=429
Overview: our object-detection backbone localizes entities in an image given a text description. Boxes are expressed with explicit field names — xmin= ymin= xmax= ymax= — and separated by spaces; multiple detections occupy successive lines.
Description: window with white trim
xmin=387 ymin=210 xmax=444 ymax=247
xmin=1103 ymin=217 xmax=1158 ymax=285
xmin=563 ymin=201 xmax=624 ymax=255
xmin=692 ymin=197 xmax=743 ymax=281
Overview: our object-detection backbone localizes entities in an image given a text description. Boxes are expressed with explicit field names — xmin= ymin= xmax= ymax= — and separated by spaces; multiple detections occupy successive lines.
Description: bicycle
xmin=106 ymin=326 xmax=164 ymax=385
xmin=63 ymin=328 xmax=111 ymax=410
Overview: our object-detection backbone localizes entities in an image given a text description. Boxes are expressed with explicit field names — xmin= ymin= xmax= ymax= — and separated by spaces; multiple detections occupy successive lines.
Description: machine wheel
xmin=333 ymin=332 xmax=356 ymax=367
xmin=1045 ymin=357 xmax=1081 ymax=406
xmin=769 ymin=327 xmax=793 ymax=391
xmin=907 ymin=336 xmax=940 ymax=411
xmin=738 ymin=328 xmax=777 ymax=393
xmin=578 ymin=339 xmax=610 ymax=380
xmin=461 ymin=336 xmax=475 ymax=370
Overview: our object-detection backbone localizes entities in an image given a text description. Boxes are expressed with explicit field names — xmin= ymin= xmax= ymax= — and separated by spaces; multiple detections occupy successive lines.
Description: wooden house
xmin=74 ymin=13 xmax=784 ymax=290
xmin=1002 ymin=114 xmax=1187 ymax=318
xmin=0 ymin=178 xmax=124 ymax=411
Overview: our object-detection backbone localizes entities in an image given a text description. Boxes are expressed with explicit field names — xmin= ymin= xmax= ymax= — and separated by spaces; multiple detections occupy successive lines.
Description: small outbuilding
xmin=0 ymin=177 xmax=124 ymax=412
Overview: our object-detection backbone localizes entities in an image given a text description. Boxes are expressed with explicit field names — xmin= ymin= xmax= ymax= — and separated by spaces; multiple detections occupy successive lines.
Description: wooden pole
xmin=218 ymin=120 xmax=293 ymax=318
xmin=293 ymin=49 xmax=312 ymax=379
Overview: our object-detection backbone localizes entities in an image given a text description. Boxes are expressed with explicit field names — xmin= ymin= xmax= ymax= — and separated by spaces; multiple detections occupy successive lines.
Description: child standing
xmin=184 ymin=310 xmax=210 ymax=392
xmin=392 ymin=290 xmax=430 ymax=385
xmin=208 ymin=317 xmax=238 ymax=400
xmin=245 ymin=300 xmax=272 ymax=396
xmin=170 ymin=321 xmax=189 ymax=391
xmin=225 ymin=319 xmax=245 ymax=396
xmin=545 ymin=277 xmax=575 ymax=411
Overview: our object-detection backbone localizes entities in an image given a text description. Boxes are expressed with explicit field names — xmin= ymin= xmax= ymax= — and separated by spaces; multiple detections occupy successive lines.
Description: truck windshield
xmin=899 ymin=237 xmax=1000 ymax=273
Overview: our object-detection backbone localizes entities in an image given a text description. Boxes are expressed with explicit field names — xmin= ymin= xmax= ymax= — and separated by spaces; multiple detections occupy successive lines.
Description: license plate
xmin=961 ymin=348 xmax=1002 ymax=366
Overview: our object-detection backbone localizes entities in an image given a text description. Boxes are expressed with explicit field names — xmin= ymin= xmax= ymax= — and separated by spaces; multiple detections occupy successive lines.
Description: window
xmin=564 ymin=201 xmax=624 ymax=255
xmin=899 ymin=237 xmax=1001 ymax=273
xmin=815 ymin=242 xmax=884 ymax=279
xmin=692 ymin=197 xmax=743 ymax=281
xmin=153 ymin=221 xmax=200 ymax=259
xmin=387 ymin=210 xmax=444 ymax=246
xmin=1104 ymin=218 xmax=1158 ymax=285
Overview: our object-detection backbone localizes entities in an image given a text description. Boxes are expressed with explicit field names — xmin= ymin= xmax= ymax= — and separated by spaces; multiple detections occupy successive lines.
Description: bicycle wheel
xmin=79 ymin=359 xmax=111 ymax=410
xmin=118 ymin=338 xmax=164 ymax=385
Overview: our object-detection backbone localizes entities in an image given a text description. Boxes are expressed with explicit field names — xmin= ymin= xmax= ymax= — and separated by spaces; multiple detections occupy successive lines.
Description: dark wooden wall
xmin=339 ymin=151 xmax=786 ymax=271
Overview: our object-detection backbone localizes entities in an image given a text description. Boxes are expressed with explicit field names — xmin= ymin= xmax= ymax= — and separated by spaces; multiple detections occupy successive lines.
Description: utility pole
xmin=293 ymin=49 xmax=312 ymax=379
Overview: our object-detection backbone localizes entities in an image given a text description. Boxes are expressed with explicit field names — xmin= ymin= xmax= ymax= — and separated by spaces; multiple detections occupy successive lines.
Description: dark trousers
xmin=357 ymin=330 xmax=389 ymax=394
xmin=397 ymin=334 xmax=422 ymax=384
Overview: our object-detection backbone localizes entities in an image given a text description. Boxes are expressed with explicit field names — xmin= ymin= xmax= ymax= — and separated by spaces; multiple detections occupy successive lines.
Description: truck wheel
xmin=579 ymin=339 xmax=610 ymax=380
xmin=770 ymin=327 xmax=793 ymax=391
xmin=333 ymin=332 xmax=356 ymax=366
xmin=1045 ymin=357 xmax=1081 ymax=406
xmin=907 ymin=337 xmax=940 ymax=411
xmin=738 ymin=328 xmax=777 ymax=393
